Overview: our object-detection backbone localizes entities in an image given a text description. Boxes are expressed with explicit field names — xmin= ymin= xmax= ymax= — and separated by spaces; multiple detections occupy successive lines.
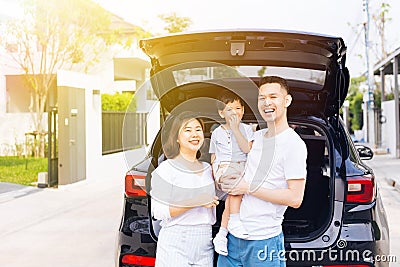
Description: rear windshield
xmin=172 ymin=65 xmax=325 ymax=87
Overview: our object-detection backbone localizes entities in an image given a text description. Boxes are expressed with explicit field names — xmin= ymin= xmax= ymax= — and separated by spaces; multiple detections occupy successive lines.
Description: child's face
xmin=218 ymin=100 xmax=244 ymax=122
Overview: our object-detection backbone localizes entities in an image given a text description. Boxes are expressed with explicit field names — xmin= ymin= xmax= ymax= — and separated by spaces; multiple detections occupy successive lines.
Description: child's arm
xmin=211 ymin=153 xmax=216 ymax=165
xmin=229 ymin=116 xmax=252 ymax=153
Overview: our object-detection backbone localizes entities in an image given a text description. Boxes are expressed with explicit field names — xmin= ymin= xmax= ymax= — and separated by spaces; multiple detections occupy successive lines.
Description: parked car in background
xmin=115 ymin=30 xmax=389 ymax=267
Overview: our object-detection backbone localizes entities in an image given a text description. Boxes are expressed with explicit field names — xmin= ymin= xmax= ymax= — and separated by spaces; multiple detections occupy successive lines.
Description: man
xmin=218 ymin=76 xmax=308 ymax=266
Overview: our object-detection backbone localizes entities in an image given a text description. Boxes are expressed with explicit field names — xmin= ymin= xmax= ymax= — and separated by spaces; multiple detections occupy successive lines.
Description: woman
xmin=151 ymin=113 xmax=219 ymax=267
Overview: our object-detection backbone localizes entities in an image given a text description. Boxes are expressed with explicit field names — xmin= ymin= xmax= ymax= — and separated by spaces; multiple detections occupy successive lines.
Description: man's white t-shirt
xmin=239 ymin=127 xmax=307 ymax=240
xmin=209 ymin=123 xmax=255 ymax=167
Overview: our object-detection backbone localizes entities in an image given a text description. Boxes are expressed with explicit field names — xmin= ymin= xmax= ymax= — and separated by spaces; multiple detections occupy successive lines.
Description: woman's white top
xmin=150 ymin=159 xmax=216 ymax=228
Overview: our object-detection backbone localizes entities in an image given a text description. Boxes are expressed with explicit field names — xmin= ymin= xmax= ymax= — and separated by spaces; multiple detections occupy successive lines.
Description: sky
xmin=2 ymin=0 xmax=399 ymax=78
xmin=93 ymin=0 xmax=400 ymax=78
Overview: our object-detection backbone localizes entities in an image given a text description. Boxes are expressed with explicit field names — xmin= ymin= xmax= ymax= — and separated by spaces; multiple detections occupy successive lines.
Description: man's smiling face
xmin=258 ymin=83 xmax=292 ymax=123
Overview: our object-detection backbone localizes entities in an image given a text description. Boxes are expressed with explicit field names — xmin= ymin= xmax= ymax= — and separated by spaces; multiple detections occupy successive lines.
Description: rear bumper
xmin=116 ymin=231 xmax=156 ymax=267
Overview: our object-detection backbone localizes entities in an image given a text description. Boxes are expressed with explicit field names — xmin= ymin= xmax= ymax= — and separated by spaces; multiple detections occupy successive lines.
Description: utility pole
xmin=363 ymin=0 xmax=375 ymax=145
xmin=394 ymin=57 xmax=400 ymax=158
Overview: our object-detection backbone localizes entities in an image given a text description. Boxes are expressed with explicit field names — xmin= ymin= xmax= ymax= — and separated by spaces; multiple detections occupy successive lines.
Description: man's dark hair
xmin=216 ymin=91 xmax=244 ymax=111
xmin=259 ymin=76 xmax=290 ymax=94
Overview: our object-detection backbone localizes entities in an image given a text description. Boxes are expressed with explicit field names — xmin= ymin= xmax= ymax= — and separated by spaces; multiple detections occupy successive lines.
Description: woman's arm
xmin=169 ymin=206 xmax=194 ymax=217
xmin=169 ymin=196 xmax=219 ymax=217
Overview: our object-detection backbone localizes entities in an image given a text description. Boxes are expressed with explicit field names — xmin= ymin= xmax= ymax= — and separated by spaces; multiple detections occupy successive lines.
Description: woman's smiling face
xmin=177 ymin=118 xmax=204 ymax=153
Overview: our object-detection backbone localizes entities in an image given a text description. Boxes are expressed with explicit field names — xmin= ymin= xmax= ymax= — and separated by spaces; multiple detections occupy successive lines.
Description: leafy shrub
xmin=101 ymin=92 xmax=137 ymax=112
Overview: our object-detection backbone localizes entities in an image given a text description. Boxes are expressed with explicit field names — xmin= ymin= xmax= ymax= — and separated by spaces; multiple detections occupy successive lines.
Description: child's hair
xmin=216 ymin=91 xmax=244 ymax=111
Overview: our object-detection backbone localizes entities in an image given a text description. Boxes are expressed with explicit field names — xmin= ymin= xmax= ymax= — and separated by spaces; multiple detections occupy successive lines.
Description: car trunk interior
xmin=281 ymin=125 xmax=331 ymax=239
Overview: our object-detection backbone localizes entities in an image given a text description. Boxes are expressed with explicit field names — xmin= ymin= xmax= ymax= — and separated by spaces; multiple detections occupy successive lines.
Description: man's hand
xmin=220 ymin=174 xmax=249 ymax=195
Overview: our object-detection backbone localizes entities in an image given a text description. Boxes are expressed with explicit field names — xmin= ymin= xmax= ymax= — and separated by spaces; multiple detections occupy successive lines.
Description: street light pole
xmin=363 ymin=0 xmax=375 ymax=145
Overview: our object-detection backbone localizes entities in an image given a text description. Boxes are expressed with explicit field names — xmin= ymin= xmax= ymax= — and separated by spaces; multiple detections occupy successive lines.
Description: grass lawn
xmin=0 ymin=156 xmax=47 ymax=186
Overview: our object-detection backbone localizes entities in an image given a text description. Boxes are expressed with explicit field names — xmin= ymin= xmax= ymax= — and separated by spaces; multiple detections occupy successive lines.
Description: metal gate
xmin=373 ymin=107 xmax=383 ymax=148
xmin=48 ymin=106 xmax=58 ymax=186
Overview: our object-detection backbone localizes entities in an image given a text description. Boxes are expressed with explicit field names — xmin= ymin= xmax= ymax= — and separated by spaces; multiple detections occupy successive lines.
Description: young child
xmin=209 ymin=91 xmax=254 ymax=256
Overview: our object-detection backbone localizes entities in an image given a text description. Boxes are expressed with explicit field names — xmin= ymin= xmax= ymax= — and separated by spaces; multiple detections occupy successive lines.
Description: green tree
xmin=373 ymin=84 xmax=394 ymax=109
xmin=350 ymin=92 xmax=364 ymax=132
xmin=101 ymin=93 xmax=136 ymax=112
xmin=372 ymin=1 xmax=391 ymax=59
xmin=257 ymin=66 xmax=267 ymax=77
xmin=5 ymin=0 xmax=134 ymax=157
xmin=345 ymin=76 xmax=366 ymax=132
xmin=158 ymin=12 xmax=192 ymax=33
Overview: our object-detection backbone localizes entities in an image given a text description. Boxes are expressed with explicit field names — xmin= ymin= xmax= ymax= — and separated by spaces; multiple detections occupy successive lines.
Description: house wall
xmin=0 ymin=74 xmax=54 ymax=156
xmin=56 ymin=70 xmax=151 ymax=183
xmin=381 ymin=100 xmax=397 ymax=155
xmin=57 ymin=70 xmax=101 ymax=183
xmin=5 ymin=75 xmax=31 ymax=113
xmin=0 ymin=73 xmax=6 ymax=113
xmin=0 ymin=112 xmax=47 ymax=156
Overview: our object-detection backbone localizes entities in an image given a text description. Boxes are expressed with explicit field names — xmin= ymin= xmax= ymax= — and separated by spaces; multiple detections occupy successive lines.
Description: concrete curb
xmin=0 ymin=186 xmax=41 ymax=204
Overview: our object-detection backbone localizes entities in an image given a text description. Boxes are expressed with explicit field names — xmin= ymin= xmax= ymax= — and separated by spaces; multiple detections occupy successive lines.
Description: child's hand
xmin=202 ymin=196 xmax=219 ymax=208
xmin=229 ymin=114 xmax=240 ymax=132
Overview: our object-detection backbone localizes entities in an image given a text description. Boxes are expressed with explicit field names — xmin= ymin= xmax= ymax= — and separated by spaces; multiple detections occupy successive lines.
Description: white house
xmin=0 ymin=10 xmax=159 ymax=185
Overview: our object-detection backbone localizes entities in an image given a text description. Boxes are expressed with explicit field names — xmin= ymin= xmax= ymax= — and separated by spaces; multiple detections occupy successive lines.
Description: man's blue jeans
xmin=217 ymin=232 xmax=286 ymax=267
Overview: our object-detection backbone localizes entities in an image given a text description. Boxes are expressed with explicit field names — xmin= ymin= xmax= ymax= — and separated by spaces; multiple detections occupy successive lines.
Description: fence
xmin=102 ymin=112 xmax=147 ymax=155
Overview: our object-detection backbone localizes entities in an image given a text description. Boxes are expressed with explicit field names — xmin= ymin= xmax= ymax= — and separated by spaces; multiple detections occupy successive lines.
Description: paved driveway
xmin=0 ymin=150 xmax=399 ymax=267
xmin=0 ymin=148 xmax=146 ymax=267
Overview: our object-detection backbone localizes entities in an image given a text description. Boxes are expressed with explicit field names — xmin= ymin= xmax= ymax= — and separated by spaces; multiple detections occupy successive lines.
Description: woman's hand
xmin=202 ymin=196 xmax=219 ymax=208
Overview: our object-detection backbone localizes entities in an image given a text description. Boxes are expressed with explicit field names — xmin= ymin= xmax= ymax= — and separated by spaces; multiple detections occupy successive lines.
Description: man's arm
xmin=221 ymin=177 xmax=306 ymax=209
xmin=249 ymin=179 xmax=305 ymax=208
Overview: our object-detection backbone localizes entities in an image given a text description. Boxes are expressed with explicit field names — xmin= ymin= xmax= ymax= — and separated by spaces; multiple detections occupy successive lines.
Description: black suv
xmin=116 ymin=30 xmax=389 ymax=267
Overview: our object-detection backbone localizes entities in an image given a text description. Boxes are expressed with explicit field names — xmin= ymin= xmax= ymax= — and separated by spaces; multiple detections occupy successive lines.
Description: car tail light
xmin=121 ymin=254 xmax=155 ymax=266
xmin=346 ymin=174 xmax=375 ymax=203
xmin=125 ymin=170 xmax=147 ymax=197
